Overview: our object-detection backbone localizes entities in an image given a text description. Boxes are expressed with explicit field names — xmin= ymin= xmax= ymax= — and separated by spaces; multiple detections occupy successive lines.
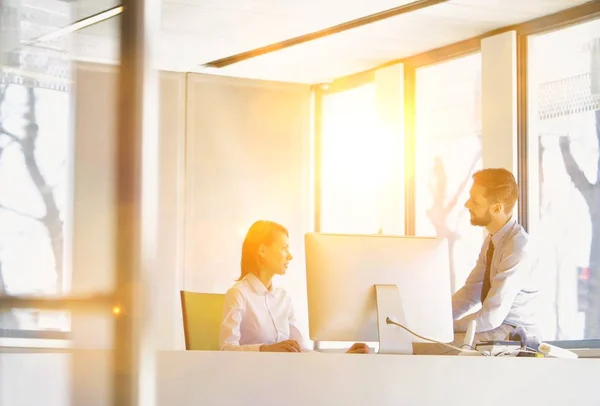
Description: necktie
xmin=481 ymin=240 xmax=494 ymax=303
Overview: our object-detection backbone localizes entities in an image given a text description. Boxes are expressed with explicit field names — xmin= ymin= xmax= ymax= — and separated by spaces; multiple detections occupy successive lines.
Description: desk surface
xmin=157 ymin=351 xmax=600 ymax=406
xmin=3 ymin=350 xmax=599 ymax=406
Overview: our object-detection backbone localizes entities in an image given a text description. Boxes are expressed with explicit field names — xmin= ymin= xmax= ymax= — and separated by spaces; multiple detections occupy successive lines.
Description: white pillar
xmin=481 ymin=31 xmax=518 ymax=175
xmin=375 ymin=64 xmax=405 ymax=235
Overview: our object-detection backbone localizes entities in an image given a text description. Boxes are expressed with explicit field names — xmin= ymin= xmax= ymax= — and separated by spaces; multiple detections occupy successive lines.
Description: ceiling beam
xmin=349 ymin=0 xmax=600 ymax=76
xmin=21 ymin=5 xmax=123 ymax=47
xmin=202 ymin=0 xmax=450 ymax=68
xmin=402 ymin=0 xmax=600 ymax=68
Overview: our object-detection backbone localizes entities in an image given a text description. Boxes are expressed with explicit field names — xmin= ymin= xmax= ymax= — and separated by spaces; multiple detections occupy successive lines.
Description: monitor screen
xmin=305 ymin=233 xmax=454 ymax=348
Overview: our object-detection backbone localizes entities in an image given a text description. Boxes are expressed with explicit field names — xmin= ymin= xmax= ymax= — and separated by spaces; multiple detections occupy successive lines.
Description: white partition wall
xmin=70 ymin=63 xmax=119 ymax=350
xmin=183 ymin=73 xmax=312 ymax=340
xmin=71 ymin=63 xmax=187 ymax=350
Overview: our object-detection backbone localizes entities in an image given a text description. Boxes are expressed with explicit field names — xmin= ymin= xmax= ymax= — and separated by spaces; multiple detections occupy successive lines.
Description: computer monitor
xmin=305 ymin=233 xmax=454 ymax=354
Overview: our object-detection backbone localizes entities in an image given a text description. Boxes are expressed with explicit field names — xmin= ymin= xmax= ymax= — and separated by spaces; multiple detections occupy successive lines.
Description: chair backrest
xmin=180 ymin=291 xmax=226 ymax=351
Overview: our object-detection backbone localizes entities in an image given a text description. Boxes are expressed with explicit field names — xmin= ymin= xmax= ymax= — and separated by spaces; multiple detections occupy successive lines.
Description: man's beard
xmin=469 ymin=210 xmax=492 ymax=227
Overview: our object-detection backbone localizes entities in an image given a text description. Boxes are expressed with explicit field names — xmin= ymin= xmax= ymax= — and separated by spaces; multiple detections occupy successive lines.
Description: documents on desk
xmin=457 ymin=341 xmax=579 ymax=358
xmin=475 ymin=341 xmax=524 ymax=356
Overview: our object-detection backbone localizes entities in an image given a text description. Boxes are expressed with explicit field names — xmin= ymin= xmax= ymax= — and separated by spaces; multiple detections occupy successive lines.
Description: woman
xmin=219 ymin=220 xmax=369 ymax=353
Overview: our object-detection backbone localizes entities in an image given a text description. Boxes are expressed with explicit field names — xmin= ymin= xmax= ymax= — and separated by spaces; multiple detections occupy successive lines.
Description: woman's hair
xmin=238 ymin=220 xmax=289 ymax=281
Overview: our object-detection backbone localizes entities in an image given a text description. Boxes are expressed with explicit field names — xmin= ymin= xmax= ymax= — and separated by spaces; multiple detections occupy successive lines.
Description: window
xmin=0 ymin=1 xmax=71 ymax=337
xmin=321 ymin=83 xmax=380 ymax=234
xmin=527 ymin=19 xmax=600 ymax=340
xmin=414 ymin=53 xmax=483 ymax=293
xmin=320 ymin=82 xmax=404 ymax=235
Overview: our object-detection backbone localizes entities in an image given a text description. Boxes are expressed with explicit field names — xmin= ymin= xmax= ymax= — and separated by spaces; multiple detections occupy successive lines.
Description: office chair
xmin=180 ymin=291 xmax=225 ymax=351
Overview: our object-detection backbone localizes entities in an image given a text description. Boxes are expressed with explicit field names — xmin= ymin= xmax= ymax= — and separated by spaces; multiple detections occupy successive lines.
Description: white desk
xmin=157 ymin=351 xmax=600 ymax=406
xmin=2 ymin=350 xmax=600 ymax=406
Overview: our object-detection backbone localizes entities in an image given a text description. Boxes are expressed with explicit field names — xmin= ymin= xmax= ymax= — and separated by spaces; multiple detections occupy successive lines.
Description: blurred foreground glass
xmin=1 ymin=0 xmax=123 ymax=350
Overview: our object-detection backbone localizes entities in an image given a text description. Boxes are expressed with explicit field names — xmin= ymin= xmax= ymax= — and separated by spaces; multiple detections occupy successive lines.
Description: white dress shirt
xmin=452 ymin=217 xmax=541 ymax=333
xmin=219 ymin=273 xmax=309 ymax=351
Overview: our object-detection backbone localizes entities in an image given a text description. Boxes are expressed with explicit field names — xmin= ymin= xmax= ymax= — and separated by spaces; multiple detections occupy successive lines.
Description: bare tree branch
xmin=22 ymin=87 xmax=65 ymax=289
xmin=0 ymin=138 xmax=18 ymax=162
xmin=445 ymin=149 xmax=480 ymax=215
xmin=426 ymin=148 xmax=482 ymax=294
xmin=559 ymin=135 xmax=594 ymax=205
xmin=0 ymin=84 xmax=7 ymax=107
xmin=0 ymin=85 xmax=66 ymax=295
xmin=595 ymin=110 xmax=600 ymax=185
xmin=0 ymin=203 xmax=41 ymax=221
xmin=0 ymin=85 xmax=9 ymax=125
xmin=0 ymin=142 xmax=6 ymax=162
xmin=0 ymin=85 xmax=21 ymax=144
xmin=0 ymin=125 xmax=21 ymax=143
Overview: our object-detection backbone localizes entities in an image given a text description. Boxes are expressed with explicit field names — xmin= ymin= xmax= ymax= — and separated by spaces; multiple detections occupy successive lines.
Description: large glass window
xmin=414 ymin=53 xmax=483 ymax=293
xmin=321 ymin=82 xmax=403 ymax=235
xmin=2 ymin=0 xmax=159 ymax=404
xmin=528 ymin=19 xmax=600 ymax=340
xmin=0 ymin=1 xmax=71 ymax=335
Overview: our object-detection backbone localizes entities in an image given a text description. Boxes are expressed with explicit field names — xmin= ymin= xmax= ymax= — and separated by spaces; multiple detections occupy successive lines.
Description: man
xmin=415 ymin=168 xmax=540 ymax=354
xmin=453 ymin=168 xmax=540 ymax=343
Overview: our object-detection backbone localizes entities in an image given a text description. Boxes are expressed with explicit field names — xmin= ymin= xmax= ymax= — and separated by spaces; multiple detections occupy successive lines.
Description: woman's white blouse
xmin=219 ymin=274 xmax=309 ymax=351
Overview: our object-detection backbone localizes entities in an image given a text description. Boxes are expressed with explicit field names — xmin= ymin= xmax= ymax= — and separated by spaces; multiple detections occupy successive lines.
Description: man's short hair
xmin=472 ymin=168 xmax=518 ymax=213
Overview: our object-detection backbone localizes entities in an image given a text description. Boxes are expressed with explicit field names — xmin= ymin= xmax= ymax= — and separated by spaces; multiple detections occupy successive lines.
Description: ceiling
xmin=70 ymin=0 xmax=594 ymax=83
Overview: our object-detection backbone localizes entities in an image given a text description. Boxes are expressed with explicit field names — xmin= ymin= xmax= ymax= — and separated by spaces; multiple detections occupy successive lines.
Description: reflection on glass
xmin=528 ymin=18 xmax=600 ymax=339
xmin=415 ymin=53 xmax=483 ymax=293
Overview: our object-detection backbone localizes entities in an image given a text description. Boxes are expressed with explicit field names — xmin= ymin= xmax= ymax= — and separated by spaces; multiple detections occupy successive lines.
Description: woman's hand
xmin=346 ymin=342 xmax=371 ymax=354
xmin=260 ymin=340 xmax=302 ymax=352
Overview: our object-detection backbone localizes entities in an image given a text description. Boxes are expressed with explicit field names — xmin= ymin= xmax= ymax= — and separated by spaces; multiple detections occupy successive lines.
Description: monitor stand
xmin=375 ymin=284 xmax=412 ymax=354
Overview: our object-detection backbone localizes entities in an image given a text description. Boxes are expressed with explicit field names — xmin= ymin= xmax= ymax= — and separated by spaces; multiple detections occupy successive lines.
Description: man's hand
xmin=260 ymin=340 xmax=302 ymax=352
xmin=346 ymin=342 xmax=371 ymax=354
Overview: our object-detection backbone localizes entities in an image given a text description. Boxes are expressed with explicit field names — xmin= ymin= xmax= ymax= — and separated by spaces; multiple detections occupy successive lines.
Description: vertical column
xmin=481 ymin=31 xmax=518 ymax=176
xmin=113 ymin=0 xmax=160 ymax=404
xmin=375 ymin=64 xmax=405 ymax=235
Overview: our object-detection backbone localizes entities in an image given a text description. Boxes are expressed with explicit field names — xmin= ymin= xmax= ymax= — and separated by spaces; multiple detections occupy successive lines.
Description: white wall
xmin=183 ymin=73 xmax=312 ymax=341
